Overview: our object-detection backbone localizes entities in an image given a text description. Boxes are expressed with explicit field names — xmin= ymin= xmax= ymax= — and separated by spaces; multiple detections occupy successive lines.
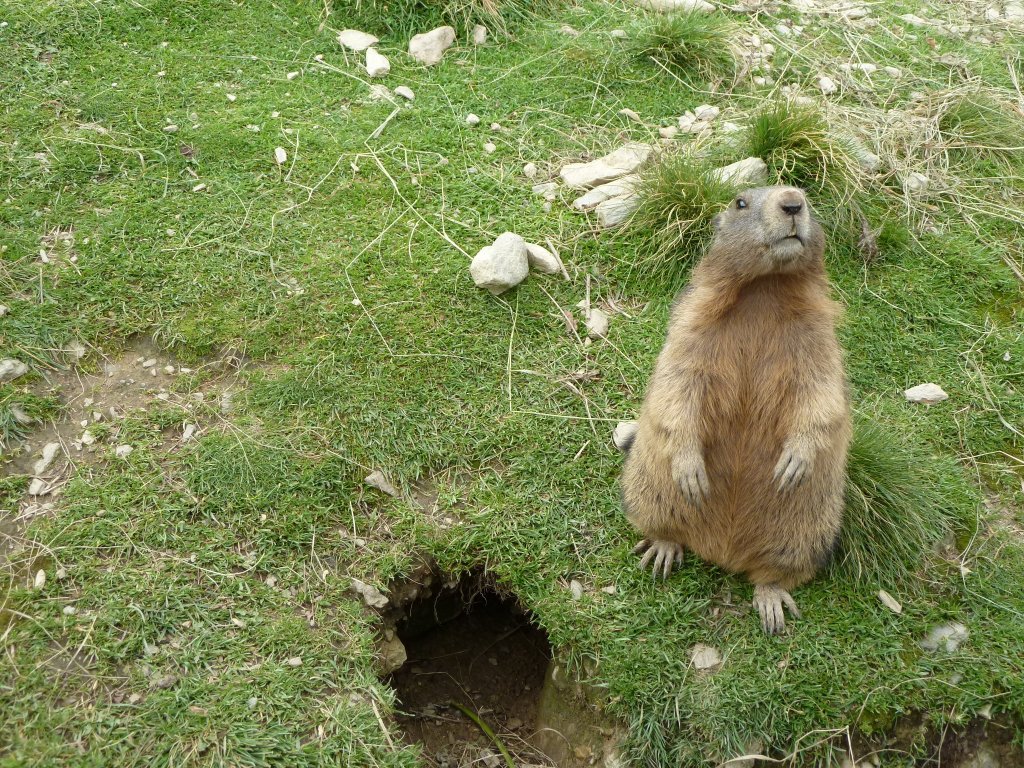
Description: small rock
xmin=883 ymin=66 xmax=902 ymax=77
xmin=601 ymin=585 xmax=617 ymax=594
xmin=523 ymin=162 xmax=538 ymax=178
xmin=182 ymin=423 xmax=197 ymax=442
xmin=163 ymin=124 xmax=179 ymax=133
xmin=693 ymin=104 xmax=720 ymax=121
xmin=586 ymin=308 xmax=611 ymax=339
xmin=690 ymin=643 xmax=722 ymax=672
xmin=637 ymin=0 xmax=715 ymax=11
xmin=365 ymin=470 xmax=399 ymax=496
xmin=559 ymin=24 xmax=580 ymax=36
xmin=33 ymin=569 xmax=46 ymax=590
xmin=1007 ymin=3 xmax=1024 ymax=19
xmin=472 ymin=24 xmax=488 ymax=45
xmin=900 ymin=13 xmax=936 ymax=28
xmin=408 ymin=26 xmax=456 ymax=66
xmin=226 ymin=93 xmax=237 ymax=102
xmin=365 ymin=48 xmax=390 ymax=78
xmin=80 ymin=430 xmax=96 ymax=446
xmin=142 ymin=358 xmax=157 ymax=368
xmin=842 ymin=6 xmax=869 ymax=20
xmin=351 ymin=578 xmax=389 ymax=608
xmin=524 ymin=243 xmax=561 ymax=274
xmin=595 ymin=193 xmax=639 ymax=228
xmin=818 ymin=76 xmax=838 ymax=94
xmin=394 ymin=85 xmax=415 ymax=101
xmin=904 ymin=382 xmax=947 ymax=404
xmin=985 ymin=6 xmax=1001 ymax=21
xmin=569 ymin=580 xmax=585 ymax=600
xmin=920 ymin=622 xmax=968 ymax=652
xmin=367 ymin=84 xmax=393 ymax=102
xmin=560 ymin=143 xmax=653 ymax=190
xmin=470 ymin=232 xmax=529 ymax=295
xmin=274 ymin=147 xmax=287 ymax=165
xmin=612 ymin=420 xmax=639 ymax=451
xmin=115 ymin=445 xmax=134 ymax=459
xmin=163 ymin=365 xmax=175 ymax=374
xmin=618 ymin=108 xmax=642 ymax=123
xmin=28 ymin=478 xmax=48 ymax=496
xmin=56 ymin=568 xmax=67 ymax=580
xmin=33 ymin=442 xmax=61 ymax=476
xmin=572 ymin=175 xmax=640 ymax=211
xmin=532 ymin=181 xmax=558 ymax=198
xmin=286 ymin=71 xmax=299 ymax=80
xmin=610 ymin=29 xmax=627 ymax=38
xmin=63 ymin=605 xmax=76 ymax=615
xmin=466 ymin=113 xmax=481 ymax=126
xmin=483 ymin=141 xmax=496 ymax=153
xmin=877 ymin=590 xmax=903 ymax=614
xmin=720 ymin=121 xmax=742 ymax=134
xmin=0 ymin=305 xmax=8 ymax=316
xmin=0 ymin=359 xmax=28 ymax=383
xmin=285 ymin=657 xmax=303 ymax=667
xmin=902 ymin=172 xmax=930 ymax=195
xmin=659 ymin=126 xmax=678 ymax=139
xmin=713 ymin=157 xmax=768 ymax=186
xmin=380 ymin=636 xmax=407 ymax=674
xmin=129 ymin=693 xmax=143 ymax=705
xmin=337 ymin=29 xmax=379 ymax=52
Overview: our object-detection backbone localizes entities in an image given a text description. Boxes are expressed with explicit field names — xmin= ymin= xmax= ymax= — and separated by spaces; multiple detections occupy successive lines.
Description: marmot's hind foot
xmin=753 ymin=584 xmax=802 ymax=635
xmin=634 ymin=539 xmax=684 ymax=580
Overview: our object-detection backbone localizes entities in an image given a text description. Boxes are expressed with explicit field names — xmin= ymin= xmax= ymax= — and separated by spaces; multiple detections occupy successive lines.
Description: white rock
xmin=365 ymin=470 xmax=399 ymax=496
xmin=115 ymin=445 xmax=134 ymax=459
xmin=572 ymin=175 xmax=640 ymax=211
xmin=720 ymin=121 xmax=742 ymax=134
xmin=63 ymin=605 xmax=76 ymax=615
xmin=163 ymin=124 xmax=179 ymax=133
xmin=612 ymin=420 xmax=639 ymax=451
xmin=636 ymin=0 xmax=715 ymax=11
xmin=560 ymin=143 xmax=653 ymax=190
xmin=559 ymin=25 xmax=580 ymax=37
xmin=842 ymin=6 xmax=869 ymax=20
xmin=408 ymin=26 xmax=456 ymax=66
xmin=904 ymin=382 xmax=948 ymax=404
xmin=818 ymin=76 xmax=838 ymax=94
xmin=365 ymin=48 xmax=390 ymax=78
xmin=618 ymin=108 xmax=642 ymax=123
xmin=586 ymin=308 xmax=611 ymax=339
xmin=0 ymin=305 xmax=8 ymax=316
xmin=595 ymin=193 xmax=640 ymax=228
xmin=1006 ymin=3 xmax=1024 ymax=19
xmin=611 ymin=29 xmax=627 ymax=38
xmin=470 ymin=232 xmax=529 ymax=295
xmin=713 ymin=157 xmax=768 ymax=186
xmin=693 ymin=104 xmax=720 ymax=121
xmin=472 ymin=24 xmax=488 ymax=45
xmin=0 ymin=358 xmax=28 ymax=383
xmin=900 ymin=13 xmax=936 ymax=27
xmin=883 ymin=66 xmax=902 ymax=77
xmin=532 ymin=181 xmax=558 ymax=198
xmin=985 ymin=6 xmax=1001 ymax=20
xmin=569 ymin=580 xmax=585 ymax=600
xmin=524 ymin=243 xmax=560 ymax=274
xmin=878 ymin=590 xmax=903 ymax=614
xmin=80 ymin=430 xmax=96 ymax=446
xmin=483 ymin=142 xmax=496 ymax=154
xmin=858 ymin=150 xmax=882 ymax=173
xmin=920 ymin=622 xmax=968 ymax=652
xmin=285 ymin=657 xmax=303 ymax=667
xmin=394 ymin=85 xmax=415 ymax=101
xmin=690 ymin=643 xmax=722 ymax=671
xmin=274 ymin=147 xmax=287 ymax=165
xmin=522 ymin=162 xmax=538 ymax=178
xmin=182 ymin=423 xmax=197 ymax=442
xmin=367 ymin=84 xmax=393 ymax=102
xmin=33 ymin=442 xmax=61 ymax=476
xmin=902 ymin=172 xmax=930 ymax=195
xmin=351 ymin=578 xmax=389 ymax=608
xmin=28 ymin=478 xmax=48 ymax=496
xmin=34 ymin=569 xmax=46 ymax=590
xmin=337 ymin=29 xmax=379 ymax=52
xmin=659 ymin=126 xmax=678 ymax=139
xmin=466 ymin=113 xmax=480 ymax=126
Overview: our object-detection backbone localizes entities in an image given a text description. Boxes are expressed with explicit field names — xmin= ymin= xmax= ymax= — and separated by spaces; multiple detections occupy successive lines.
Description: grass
xmin=1 ymin=0 xmax=1023 ymax=766
xmin=335 ymin=0 xmax=565 ymax=36
xmin=935 ymin=90 xmax=1024 ymax=165
xmin=627 ymin=11 xmax=736 ymax=82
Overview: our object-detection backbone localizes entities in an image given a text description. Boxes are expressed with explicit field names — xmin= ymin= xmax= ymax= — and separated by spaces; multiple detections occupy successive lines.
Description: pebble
xmin=472 ymin=24 xmax=488 ymax=45
xmin=559 ymin=24 xmax=580 ymax=36
xmin=28 ymin=478 xmax=48 ymax=496
xmin=612 ymin=421 xmax=639 ymax=451
xmin=465 ymin=113 xmax=481 ymax=126
xmin=638 ymin=0 xmax=715 ymax=11
xmin=904 ymin=382 xmax=947 ymax=404
xmin=490 ymin=122 xmax=502 ymax=131
xmin=483 ymin=142 xmax=496 ymax=153
xmin=33 ymin=442 xmax=61 ymax=476
xmin=524 ymin=242 xmax=560 ymax=274
xmin=337 ymin=29 xmax=379 ymax=52
xmin=182 ymin=423 xmax=197 ymax=442
xmin=659 ymin=126 xmax=678 ymax=139
xmin=713 ymin=157 xmax=768 ymax=186
xmin=0 ymin=358 xmax=28 ymax=383
xmin=115 ymin=445 xmax=134 ymax=459
xmin=34 ymin=569 xmax=46 ymax=590
xmin=274 ymin=147 xmax=287 ymax=165
xmin=351 ymin=578 xmax=389 ymax=608
xmin=610 ymin=29 xmax=627 ymax=38
xmin=0 ymin=305 xmax=8 ymax=316
xmin=920 ymin=622 xmax=968 ymax=652
xmin=380 ymin=636 xmax=407 ymax=674
xmin=522 ymin=162 xmax=538 ymax=178
xmin=586 ymin=308 xmax=611 ymax=339
xmin=693 ymin=104 xmax=720 ymax=121
xmin=163 ymin=124 xmax=179 ymax=133
xmin=690 ymin=643 xmax=722 ymax=672
xmin=286 ymin=71 xmax=299 ymax=80
xmin=532 ymin=181 xmax=558 ymax=199
xmin=470 ymin=232 xmax=529 ymax=295
xmin=394 ymin=85 xmax=415 ymax=101
xmin=902 ymin=172 xmax=930 ymax=195
xmin=365 ymin=48 xmax=390 ymax=78
xmin=569 ymin=580 xmax=585 ymax=600
xmin=63 ymin=605 xmax=76 ymax=615
xmin=285 ymin=657 xmax=303 ymax=667
xmin=818 ymin=76 xmax=838 ymax=95
xmin=365 ymin=470 xmax=399 ymax=496
xmin=56 ymin=568 xmax=67 ymax=580
xmin=618 ymin=108 xmax=642 ymax=123
xmin=408 ymin=26 xmax=456 ymax=66
xmin=878 ymin=590 xmax=903 ymax=614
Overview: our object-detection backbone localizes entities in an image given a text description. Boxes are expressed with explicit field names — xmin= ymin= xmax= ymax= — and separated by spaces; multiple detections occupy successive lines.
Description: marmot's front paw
xmin=633 ymin=539 xmax=685 ymax=580
xmin=773 ymin=444 xmax=813 ymax=491
xmin=672 ymin=451 xmax=709 ymax=505
xmin=753 ymin=584 xmax=802 ymax=635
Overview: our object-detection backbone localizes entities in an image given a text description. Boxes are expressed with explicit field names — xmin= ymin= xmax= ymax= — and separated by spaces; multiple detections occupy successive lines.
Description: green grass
xmin=335 ymin=0 xmax=566 ymax=36
xmin=935 ymin=90 xmax=1024 ymax=165
xmin=627 ymin=11 xmax=736 ymax=82
xmin=1 ymin=0 xmax=1024 ymax=766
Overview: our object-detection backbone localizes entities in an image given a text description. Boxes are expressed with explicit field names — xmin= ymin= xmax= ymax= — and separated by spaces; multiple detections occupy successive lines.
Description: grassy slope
xmin=1 ymin=0 xmax=1023 ymax=765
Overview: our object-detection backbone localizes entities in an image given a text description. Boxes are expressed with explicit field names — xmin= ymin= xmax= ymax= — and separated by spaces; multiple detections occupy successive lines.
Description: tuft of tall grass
xmin=627 ymin=12 xmax=735 ymax=81
xmin=835 ymin=416 xmax=970 ymax=585
xmin=935 ymin=91 xmax=1024 ymax=165
xmin=620 ymin=154 xmax=737 ymax=283
xmin=336 ymin=0 xmax=564 ymax=36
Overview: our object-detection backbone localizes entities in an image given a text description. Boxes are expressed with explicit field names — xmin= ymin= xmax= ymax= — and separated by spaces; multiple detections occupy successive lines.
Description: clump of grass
xmin=622 ymin=154 xmax=737 ymax=282
xmin=935 ymin=91 xmax=1024 ymax=165
xmin=835 ymin=416 xmax=970 ymax=585
xmin=628 ymin=12 xmax=735 ymax=81
xmin=337 ymin=0 xmax=562 ymax=36
xmin=744 ymin=102 xmax=863 ymax=203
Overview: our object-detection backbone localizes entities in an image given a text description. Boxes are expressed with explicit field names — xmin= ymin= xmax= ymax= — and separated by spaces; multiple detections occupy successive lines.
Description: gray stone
xmin=379 ymin=636 xmax=407 ymax=674
xmin=690 ymin=643 xmax=722 ymax=672
xmin=394 ymin=85 xmax=414 ymax=101
xmin=408 ymin=26 xmax=456 ymax=66
xmin=33 ymin=442 xmax=61 ymax=476
xmin=920 ymin=622 xmax=968 ymax=652
xmin=472 ymin=24 xmax=488 ymax=45
xmin=0 ymin=358 xmax=28 ymax=383
xmin=572 ymin=175 xmax=639 ymax=211
xmin=470 ymin=232 xmax=529 ymax=295
xmin=559 ymin=143 xmax=653 ymax=190
xmin=713 ymin=157 xmax=768 ymax=187
xmin=365 ymin=48 xmax=390 ymax=78
xmin=904 ymin=382 xmax=947 ymax=404
xmin=337 ymin=29 xmax=379 ymax=52
xmin=586 ymin=308 xmax=611 ymax=339
xmin=351 ymin=578 xmax=389 ymax=608
xmin=595 ymin=193 xmax=639 ymax=228
xmin=903 ymin=172 xmax=930 ymax=195
xmin=524 ymin=243 xmax=560 ymax=274
xmin=365 ymin=470 xmax=399 ymax=496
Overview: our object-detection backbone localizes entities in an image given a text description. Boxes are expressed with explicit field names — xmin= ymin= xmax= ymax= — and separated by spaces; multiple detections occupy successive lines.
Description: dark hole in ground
xmin=386 ymin=569 xmax=555 ymax=767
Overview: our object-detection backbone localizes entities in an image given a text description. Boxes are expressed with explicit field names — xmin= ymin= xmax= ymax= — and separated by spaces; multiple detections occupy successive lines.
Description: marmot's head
xmin=709 ymin=186 xmax=825 ymax=278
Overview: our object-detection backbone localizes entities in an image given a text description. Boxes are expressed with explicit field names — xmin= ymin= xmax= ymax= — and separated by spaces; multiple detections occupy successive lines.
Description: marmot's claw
xmin=773 ymin=448 xmax=810 ymax=491
xmin=753 ymin=584 xmax=802 ymax=634
xmin=634 ymin=539 xmax=684 ymax=580
xmin=672 ymin=453 xmax=710 ymax=505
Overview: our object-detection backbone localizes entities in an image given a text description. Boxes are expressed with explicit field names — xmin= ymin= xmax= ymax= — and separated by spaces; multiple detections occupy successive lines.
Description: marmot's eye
xmin=736 ymin=198 xmax=747 ymax=209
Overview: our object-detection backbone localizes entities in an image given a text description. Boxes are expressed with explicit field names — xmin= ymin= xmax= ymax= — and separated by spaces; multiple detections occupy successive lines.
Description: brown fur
xmin=622 ymin=186 xmax=851 ymax=605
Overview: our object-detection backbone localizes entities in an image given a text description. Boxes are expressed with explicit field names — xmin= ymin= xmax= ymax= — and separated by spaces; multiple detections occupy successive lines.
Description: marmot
xmin=620 ymin=185 xmax=851 ymax=634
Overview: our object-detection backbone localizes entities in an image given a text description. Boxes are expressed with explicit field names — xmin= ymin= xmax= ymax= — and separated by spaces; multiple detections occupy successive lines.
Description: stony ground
xmin=2 ymin=0 xmax=1024 ymax=766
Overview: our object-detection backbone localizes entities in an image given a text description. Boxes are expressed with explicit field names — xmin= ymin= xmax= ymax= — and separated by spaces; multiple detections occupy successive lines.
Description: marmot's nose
xmin=780 ymin=201 xmax=803 ymax=216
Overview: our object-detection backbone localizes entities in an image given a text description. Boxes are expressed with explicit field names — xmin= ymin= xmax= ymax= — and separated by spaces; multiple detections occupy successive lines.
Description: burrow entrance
xmin=383 ymin=568 xmax=557 ymax=767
